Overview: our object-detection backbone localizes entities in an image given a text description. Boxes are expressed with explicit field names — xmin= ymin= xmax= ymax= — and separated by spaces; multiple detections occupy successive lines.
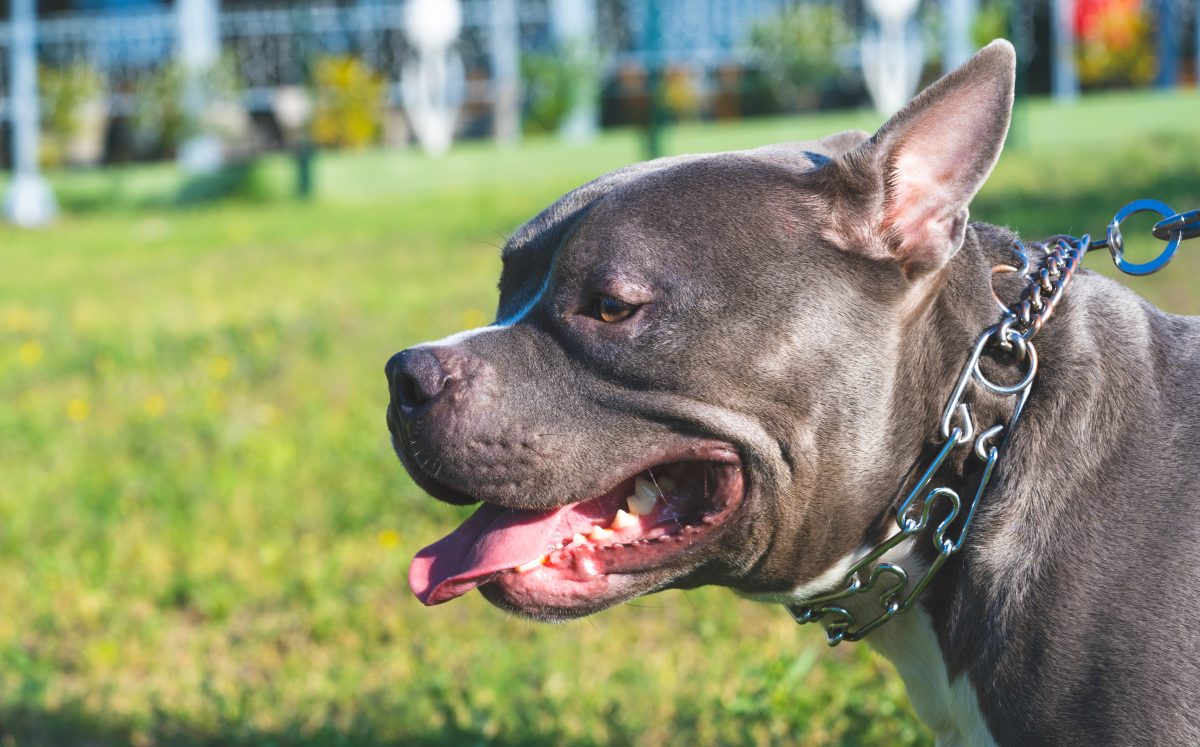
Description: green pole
xmin=294 ymin=7 xmax=315 ymax=200
xmin=644 ymin=0 xmax=665 ymax=160
xmin=1009 ymin=3 xmax=1029 ymax=150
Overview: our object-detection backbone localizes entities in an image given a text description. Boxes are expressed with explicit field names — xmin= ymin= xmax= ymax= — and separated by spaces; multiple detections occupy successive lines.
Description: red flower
xmin=1074 ymin=0 xmax=1143 ymax=45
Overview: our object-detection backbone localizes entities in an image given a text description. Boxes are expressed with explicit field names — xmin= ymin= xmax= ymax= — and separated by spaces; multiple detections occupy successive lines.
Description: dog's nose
xmin=387 ymin=348 xmax=452 ymax=411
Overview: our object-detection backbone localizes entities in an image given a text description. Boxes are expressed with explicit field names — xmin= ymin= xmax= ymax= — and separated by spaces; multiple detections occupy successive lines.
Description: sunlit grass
xmin=0 ymin=89 xmax=1197 ymax=746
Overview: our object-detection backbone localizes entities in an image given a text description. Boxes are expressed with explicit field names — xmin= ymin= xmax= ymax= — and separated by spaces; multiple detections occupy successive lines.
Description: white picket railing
xmin=0 ymin=0 xmax=862 ymax=123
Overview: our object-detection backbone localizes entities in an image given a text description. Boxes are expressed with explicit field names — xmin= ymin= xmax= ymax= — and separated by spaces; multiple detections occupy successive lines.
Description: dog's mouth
xmin=408 ymin=453 xmax=745 ymax=611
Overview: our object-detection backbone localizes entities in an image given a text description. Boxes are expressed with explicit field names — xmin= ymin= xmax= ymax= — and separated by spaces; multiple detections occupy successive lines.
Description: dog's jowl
xmin=386 ymin=40 xmax=1200 ymax=747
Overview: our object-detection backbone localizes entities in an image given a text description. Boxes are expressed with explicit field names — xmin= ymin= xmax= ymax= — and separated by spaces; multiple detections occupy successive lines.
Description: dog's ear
xmin=838 ymin=39 xmax=1015 ymax=273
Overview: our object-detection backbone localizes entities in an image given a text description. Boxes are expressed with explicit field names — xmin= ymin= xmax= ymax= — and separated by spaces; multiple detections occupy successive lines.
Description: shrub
xmin=520 ymin=41 xmax=599 ymax=135
xmin=311 ymin=55 xmax=386 ymax=149
xmin=748 ymin=4 xmax=855 ymax=111
xmin=39 ymin=62 xmax=106 ymax=168
xmin=130 ymin=56 xmax=243 ymax=157
xmin=41 ymin=63 xmax=105 ymax=140
xmin=972 ymin=2 xmax=1011 ymax=49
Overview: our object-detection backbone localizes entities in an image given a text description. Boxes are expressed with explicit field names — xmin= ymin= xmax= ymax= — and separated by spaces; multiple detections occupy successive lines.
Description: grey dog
xmin=386 ymin=40 xmax=1200 ymax=746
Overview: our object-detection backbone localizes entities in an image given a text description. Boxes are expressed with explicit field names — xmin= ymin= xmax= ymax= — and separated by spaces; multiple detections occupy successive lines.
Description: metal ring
xmin=1004 ymin=326 xmax=1029 ymax=361
xmin=974 ymin=341 xmax=1039 ymax=396
xmin=990 ymin=265 xmax=1021 ymax=314
xmin=1107 ymin=199 xmax=1181 ymax=276
xmin=992 ymin=320 xmax=1028 ymax=361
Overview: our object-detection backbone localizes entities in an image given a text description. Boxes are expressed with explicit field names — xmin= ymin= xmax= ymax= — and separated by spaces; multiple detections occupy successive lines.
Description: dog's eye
xmin=592 ymin=295 xmax=638 ymax=323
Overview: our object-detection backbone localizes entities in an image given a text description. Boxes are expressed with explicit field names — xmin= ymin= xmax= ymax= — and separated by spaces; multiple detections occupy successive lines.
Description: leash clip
xmin=1153 ymin=208 xmax=1200 ymax=242
xmin=1091 ymin=199 xmax=1197 ymax=276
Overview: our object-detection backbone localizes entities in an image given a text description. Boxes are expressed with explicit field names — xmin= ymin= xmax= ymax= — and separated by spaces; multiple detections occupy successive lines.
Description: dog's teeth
xmin=515 ymin=556 xmax=546 ymax=573
xmin=635 ymin=476 xmax=659 ymax=500
xmin=588 ymin=525 xmax=613 ymax=541
xmin=610 ymin=509 xmax=638 ymax=530
xmin=571 ymin=533 xmax=587 ymax=546
xmin=629 ymin=479 xmax=658 ymax=515
xmin=627 ymin=493 xmax=656 ymax=516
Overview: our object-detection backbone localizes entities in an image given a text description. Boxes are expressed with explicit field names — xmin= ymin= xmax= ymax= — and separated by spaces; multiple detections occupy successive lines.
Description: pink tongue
xmin=408 ymin=503 xmax=570 ymax=605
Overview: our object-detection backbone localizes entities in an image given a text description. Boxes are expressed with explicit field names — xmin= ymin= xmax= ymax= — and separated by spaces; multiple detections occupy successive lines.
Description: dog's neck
xmin=864 ymin=223 xmax=1027 ymax=542
xmin=761 ymin=224 xmax=1025 ymax=596
xmin=771 ymin=225 xmax=1094 ymax=747
xmin=861 ymin=224 xmax=1175 ymax=743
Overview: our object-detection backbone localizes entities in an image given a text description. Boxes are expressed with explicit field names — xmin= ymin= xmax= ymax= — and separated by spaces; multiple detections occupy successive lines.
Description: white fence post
xmin=1051 ymin=0 xmax=1079 ymax=101
xmin=4 ymin=0 xmax=57 ymax=228
xmin=402 ymin=0 xmax=464 ymax=156
xmin=551 ymin=0 xmax=598 ymax=142
xmin=177 ymin=0 xmax=223 ymax=172
xmin=490 ymin=0 xmax=521 ymax=143
xmin=861 ymin=0 xmax=923 ymax=116
xmin=942 ymin=0 xmax=978 ymax=73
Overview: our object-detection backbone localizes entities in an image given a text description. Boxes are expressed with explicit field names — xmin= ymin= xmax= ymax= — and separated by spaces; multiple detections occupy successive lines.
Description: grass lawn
xmin=1 ymin=88 xmax=1198 ymax=746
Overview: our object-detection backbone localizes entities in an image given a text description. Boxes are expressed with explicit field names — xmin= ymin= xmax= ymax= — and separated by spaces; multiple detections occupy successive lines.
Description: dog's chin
xmin=388 ymin=406 xmax=477 ymax=505
xmin=406 ymin=452 xmax=748 ymax=620
xmin=477 ymin=572 xmax=661 ymax=622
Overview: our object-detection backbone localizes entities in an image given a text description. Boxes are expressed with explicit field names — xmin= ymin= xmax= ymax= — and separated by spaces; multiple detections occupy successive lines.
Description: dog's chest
xmin=867 ymin=605 xmax=996 ymax=747
xmin=773 ymin=543 xmax=999 ymax=746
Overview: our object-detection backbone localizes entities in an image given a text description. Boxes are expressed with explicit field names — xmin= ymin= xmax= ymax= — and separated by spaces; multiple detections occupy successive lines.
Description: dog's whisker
xmin=649 ymin=470 xmax=683 ymax=528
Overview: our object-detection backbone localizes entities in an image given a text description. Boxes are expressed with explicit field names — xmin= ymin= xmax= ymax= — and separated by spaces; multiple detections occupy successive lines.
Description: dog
xmin=386 ymin=40 xmax=1200 ymax=746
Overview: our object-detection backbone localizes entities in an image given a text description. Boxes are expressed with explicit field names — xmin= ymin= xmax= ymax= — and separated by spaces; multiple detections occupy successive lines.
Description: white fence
xmin=0 ymin=0 xmax=863 ymax=124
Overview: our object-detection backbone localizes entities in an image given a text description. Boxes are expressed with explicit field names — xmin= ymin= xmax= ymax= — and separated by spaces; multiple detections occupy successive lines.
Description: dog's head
xmin=387 ymin=42 xmax=1016 ymax=621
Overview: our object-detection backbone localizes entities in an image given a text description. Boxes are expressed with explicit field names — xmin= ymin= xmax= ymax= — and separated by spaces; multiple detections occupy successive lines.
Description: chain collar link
xmin=787 ymin=200 xmax=1198 ymax=645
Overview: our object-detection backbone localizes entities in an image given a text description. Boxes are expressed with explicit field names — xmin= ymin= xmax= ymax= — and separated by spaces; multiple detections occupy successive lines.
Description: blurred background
xmin=0 ymin=1 xmax=1197 ymax=745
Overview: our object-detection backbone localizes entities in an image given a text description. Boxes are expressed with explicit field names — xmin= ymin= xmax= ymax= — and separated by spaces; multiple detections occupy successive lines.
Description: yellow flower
xmin=18 ymin=340 xmax=43 ymax=366
xmin=377 ymin=529 xmax=400 ymax=549
xmin=67 ymin=398 xmax=90 ymax=422
xmin=208 ymin=356 xmax=232 ymax=381
xmin=143 ymin=393 xmax=168 ymax=418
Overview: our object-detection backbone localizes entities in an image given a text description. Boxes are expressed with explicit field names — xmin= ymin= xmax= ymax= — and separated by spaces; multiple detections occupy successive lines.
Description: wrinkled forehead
xmin=495 ymin=148 xmax=835 ymax=323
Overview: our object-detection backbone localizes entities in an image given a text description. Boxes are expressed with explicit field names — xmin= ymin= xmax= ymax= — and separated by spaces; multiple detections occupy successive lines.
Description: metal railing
xmin=0 ymin=0 xmax=862 ymax=122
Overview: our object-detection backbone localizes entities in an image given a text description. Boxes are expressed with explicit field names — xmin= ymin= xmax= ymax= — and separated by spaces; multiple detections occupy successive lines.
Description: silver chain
xmin=787 ymin=199 xmax=1199 ymax=646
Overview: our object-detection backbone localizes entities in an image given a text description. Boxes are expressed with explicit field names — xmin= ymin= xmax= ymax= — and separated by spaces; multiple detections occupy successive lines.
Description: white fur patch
xmin=415 ymin=270 xmax=552 ymax=348
xmin=416 ymin=325 xmax=504 ymax=348
xmin=789 ymin=550 xmax=861 ymax=602
xmin=869 ymin=603 xmax=997 ymax=747
xmin=760 ymin=542 xmax=997 ymax=746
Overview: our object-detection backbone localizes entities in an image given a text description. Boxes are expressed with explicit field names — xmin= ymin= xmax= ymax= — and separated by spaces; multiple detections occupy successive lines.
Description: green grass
xmin=1 ymin=88 xmax=1198 ymax=746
